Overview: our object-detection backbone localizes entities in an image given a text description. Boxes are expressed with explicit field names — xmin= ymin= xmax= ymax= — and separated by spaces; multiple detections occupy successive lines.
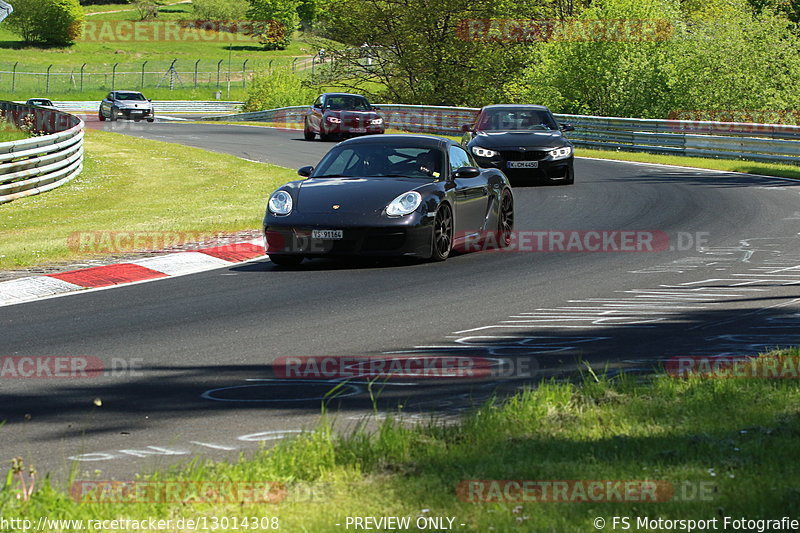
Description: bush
xmin=132 ymin=0 xmax=158 ymax=20
xmin=192 ymin=0 xmax=249 ymax=20
xmin=515 ymin=0 xmax=800 ymax=119
xmin=6 ymin=0 xmax=84 ymax=45
xmin=242 ymin=67 xmax=316 ymax=111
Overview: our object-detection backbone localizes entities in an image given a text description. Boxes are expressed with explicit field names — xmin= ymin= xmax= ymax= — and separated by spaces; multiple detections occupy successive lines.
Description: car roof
xmin=113 ymin=91 xmax=144 ymax=95
xmin=336 ymin=134 xmax=456 ymax=150
xmin=481 ymin=104 xmax=551 ymax=112
xmin=322 ymin=92 xmax=369 ymax=98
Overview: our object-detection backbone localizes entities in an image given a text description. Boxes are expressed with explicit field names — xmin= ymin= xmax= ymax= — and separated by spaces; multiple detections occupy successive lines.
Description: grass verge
xmin=1 ymin=349 xmax=798 ymax=531
xmin=0 ymin=122 xmax=29 ymax=143
xmin=0 ymin=129 xmax=295 ymax=269
xmin=576 ymin=147 xmax=800 ymax=180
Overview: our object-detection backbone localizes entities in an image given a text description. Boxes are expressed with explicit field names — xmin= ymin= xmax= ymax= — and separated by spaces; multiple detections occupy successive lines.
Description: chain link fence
xmin=0 ymin=57 xmax=313 ymax=95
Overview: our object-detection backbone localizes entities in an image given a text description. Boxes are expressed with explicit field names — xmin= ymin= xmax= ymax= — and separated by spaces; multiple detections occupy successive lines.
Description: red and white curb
xmin=0 ymin=240 xmax=266 ymax=307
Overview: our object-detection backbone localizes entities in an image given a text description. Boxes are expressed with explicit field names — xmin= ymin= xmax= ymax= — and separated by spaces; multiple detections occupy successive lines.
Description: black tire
xmin=110 ymin=108 xmax=118 ymax=122
xmin=319 ymin=132 xmax=333 ymax=142
xmin=269 ymin=254 xmax=304 ymax=267
xmin=497 ymin=189 xmax=514 ymax=248
xmin=146 ymin=117 xmax=155 ymax=123
xmin=98 ymin=111 xmax=106 ymax=122
xmin=133 ymin=117 xmax=141 ymax=122
xmin=303 ymin=123 xmax=316 ymax=141
xmin=430 ymin=203 xmax=453 ymax=262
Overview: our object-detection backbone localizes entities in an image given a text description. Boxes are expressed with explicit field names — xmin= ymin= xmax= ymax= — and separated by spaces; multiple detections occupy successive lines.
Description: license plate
xmin=312 ymin=229 xmax=343 ymax=240
xmin=507 ymin=161 xmax=538 ymax=169
xmin=350 ymin=127 xmax=366 ymax=133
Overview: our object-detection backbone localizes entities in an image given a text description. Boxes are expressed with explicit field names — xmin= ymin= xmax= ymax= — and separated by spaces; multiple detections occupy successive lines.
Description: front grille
xmin=500 ymin=150 xmax=549 ymax=161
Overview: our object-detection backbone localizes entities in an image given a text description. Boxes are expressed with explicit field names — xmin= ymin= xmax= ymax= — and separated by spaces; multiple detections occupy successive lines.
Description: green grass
xmin=0 ymin=5 xmax=318 ymax=100
xmin=1 ymin=349 xmax=798 ymax=531
xmin=576 ymin=147 xmax=800 ymax=180
xmin=0 ymin=122 xmax=29 ymax=142
xmin=0 ymin=129 xmax=295 ymax=269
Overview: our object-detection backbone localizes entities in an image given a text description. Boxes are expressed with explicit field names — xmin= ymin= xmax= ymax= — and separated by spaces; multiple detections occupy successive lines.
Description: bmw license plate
xmin=312 ymin=229 xmax=343 ymax=240
xmin=351 ymin=127 xmax=366 ymax=133
xmin=507 ymin=161 xmax=538 ymax=169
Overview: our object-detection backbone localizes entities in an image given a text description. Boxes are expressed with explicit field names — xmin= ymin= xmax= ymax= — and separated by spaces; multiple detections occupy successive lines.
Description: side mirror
xmin=461 ymin=124 xmax=474 ymax=133
xmin=148 ymin=99 xmax=152 ymax=102
xmin=313 ymin=103 xmax=322 ymax=109
xmin=560 ymin=123 xmax=575 ymax=132
xmin=453 ymin=166 xmax=481 ymax=179
xmin=298 ymin=166 xmax=314 ymax=177
xmin=371 ymin=105 xmax=380 ymax=111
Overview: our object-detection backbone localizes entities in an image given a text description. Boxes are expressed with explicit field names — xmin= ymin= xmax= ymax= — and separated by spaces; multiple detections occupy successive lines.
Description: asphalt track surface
xmin=2 ymin=118 xmax=800 ymax=483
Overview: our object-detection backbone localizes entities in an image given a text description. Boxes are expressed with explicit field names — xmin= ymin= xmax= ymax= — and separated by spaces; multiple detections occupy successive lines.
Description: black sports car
xmin=263 ymin=135 xmax=514 ymax=266
xmin=462 ymin=104 xmax=575 ymax=185
xmin=303 ymin=93 xmax=385 ymax=141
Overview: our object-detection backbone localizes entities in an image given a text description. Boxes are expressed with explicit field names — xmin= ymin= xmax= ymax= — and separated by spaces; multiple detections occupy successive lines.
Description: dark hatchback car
xmin=303 ymin=93 xmax=385 ymax=141
xmin=263 ymin=134 xmax=513 ymax=266
xmin=462 ymin=105 xmax=575 ymax=185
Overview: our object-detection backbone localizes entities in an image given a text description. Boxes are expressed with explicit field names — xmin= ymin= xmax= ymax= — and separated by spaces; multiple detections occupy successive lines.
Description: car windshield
xmin=477 ymin=109 xmax=559 ymax=131
xmin=116 ymin=93 xmax=146 ymax=101
xmin=314 ymin=145 xmax=443 ymax=179
xmin=29 ymin=99 xmax=52 ymax=106
xmin=324 ymin=95 xmax=371 ymax=111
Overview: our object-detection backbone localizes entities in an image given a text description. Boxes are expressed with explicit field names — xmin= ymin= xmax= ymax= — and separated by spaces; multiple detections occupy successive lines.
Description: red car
xmin=303 ymin=93 xmax=385 ymax=141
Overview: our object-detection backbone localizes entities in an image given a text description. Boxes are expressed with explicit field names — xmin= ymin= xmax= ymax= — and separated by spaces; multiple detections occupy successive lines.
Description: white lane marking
xmin=0 ymin=276 xmax=83 ymax=305
xmin=131 ymin=252 xmax=232 ymax=276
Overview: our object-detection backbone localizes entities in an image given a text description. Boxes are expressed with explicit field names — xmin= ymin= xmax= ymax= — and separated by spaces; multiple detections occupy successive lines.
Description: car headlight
xmin=268 ymin=190 xmax=293 ymax=215
xmin=471 ymin=146 xmax=498 ymax=158
xmin=549 ymin=146 xmax=573 ymax=159
xmin=370 ymin=118 xmax=383 ymax=125
xmin=326 ymin=116 xmax=342 ymax=124
xmin=386 ymin=191 xmax=422 ymax=216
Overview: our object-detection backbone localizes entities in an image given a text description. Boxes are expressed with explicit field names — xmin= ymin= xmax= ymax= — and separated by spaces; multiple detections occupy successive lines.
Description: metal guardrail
xmin=205 ymin=105 xmax=800 ymax=165
xmin=1 ymin=101 xmax=84 ymax=205
xmin=20 ymin=101 xmax=244 ymax=114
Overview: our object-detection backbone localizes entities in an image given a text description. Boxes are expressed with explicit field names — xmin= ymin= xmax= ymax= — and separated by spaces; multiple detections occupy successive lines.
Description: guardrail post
xmin=45 ymin=64 xmax=53 ymax=95
xmin=80 ymin=63 xmax=86 ymax=92
xmin=292 ymin=58 xmax=297 ymax=73
xmin=268 ymin=59 xmax=273 ymax=74
xmin=194 ymin=59 xmax=200 ymax=89
xmin=216 ymin=60 xmax=223 ymax=88
xmin=141 ymin=61 xmax=148 ymax=88
xmin=11 ymin=61 xmax=18 ymax=92
xmin=242 ymin=59 xmax=249 ymax=88
xmin=112 ymin=63 xmax=118 ymax=91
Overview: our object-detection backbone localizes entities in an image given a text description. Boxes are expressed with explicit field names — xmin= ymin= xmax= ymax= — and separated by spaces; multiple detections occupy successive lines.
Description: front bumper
xmin=119 ymin=108 xmax=153 ymax=119
xmin=264 ymin=212 xmax=432 ymax=257
xmin=322 ymin=121 xmax=384 ymax=137
xmin=474 ymin=154 xmax=574 ymax=183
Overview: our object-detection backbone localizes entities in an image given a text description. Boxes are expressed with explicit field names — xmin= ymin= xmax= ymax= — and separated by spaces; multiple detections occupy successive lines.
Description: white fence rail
xmin=1 ymin=101 xmax=84 ymax=205
xmin=204 ymin=105 xmax=800 ymax=165
xmin=16 ymin=101 xmax=244 ymax=115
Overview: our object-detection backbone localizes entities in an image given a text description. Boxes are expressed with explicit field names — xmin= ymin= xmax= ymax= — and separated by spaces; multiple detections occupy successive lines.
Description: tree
xmin=6 ymin=0 xmax=84 ymax=45
xmin=314 ymin=0 xmax=566 ymax=105
xmin=246 ymin=0 xmax=300 ymax=50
